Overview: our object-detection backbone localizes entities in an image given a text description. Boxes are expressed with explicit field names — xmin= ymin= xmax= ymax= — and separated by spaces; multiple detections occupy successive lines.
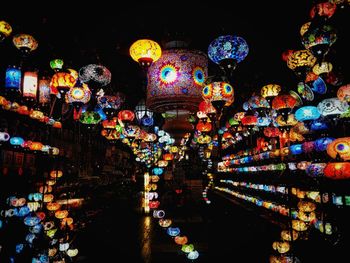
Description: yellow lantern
xmin=50 ymin=170 xmax=63 ymax=178
xmin=0 ymin=21 xmax=12 ymax=40
xmin=12 ymin=34 xmax=38 ymax=54
xmin=261 ymin=84 xmax=281 ymax=99
xmin=272 ymin=241 xmax=290 ymax=254
xmin=43 ymin=194 xmax=54 ymax=203
xmin=159 ymin=219 xmax=172 ymax=228
xmin=287 ymin=49 xmax=316 ymax=70
xmin=297 ymin=201 xmax=316 ymax=212
xmin=55 ymin=210 xmax=69 ymax=219
xmin=312 ymin=62 xmax=333 ymax=75
xmin=326 ymin=137 xmax=350 ymax=161
xmin=129 ymin=39 xmax=162 ymax=67
xmin=280 ymin=230 xmax=298 ymax=241
xmin=298 ymin=211 xmax=316 ymax=222
xmin=300 ymin=22 xmax=311 ymax=36
xmin=292 ymin=220 xmax=308 ymax=231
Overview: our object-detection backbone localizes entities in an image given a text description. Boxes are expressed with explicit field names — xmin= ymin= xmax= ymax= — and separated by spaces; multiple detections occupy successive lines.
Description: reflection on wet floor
xmin=140 ymin=216 xmax=152 ymax=263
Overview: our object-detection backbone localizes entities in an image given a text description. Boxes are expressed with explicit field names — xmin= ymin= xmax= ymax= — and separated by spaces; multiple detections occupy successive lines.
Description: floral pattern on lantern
xmin=0 ymin=21 xmax=12 ymax=40
xmin=147 ymin=49 xmax=207 ymax=112
xmin=327 ymin=137 xmax=350 ymax=161
xmin=66 ymin=83 xmax=91 ymax=105
xmin=12 ymin=34 xmax=38 ymax=53
xmin=261 ymin=84 xmax=281 ymax=99
xmin=202 ymin=81 xmax=234 ymax=106
xmin=310 ymin=2 xmax=337 ymax=19
xmin=118 ymin=110 xmax=135 ymax=123
xmin=295 ymin=106 xmax=320 ymax=122
xmin=317 ymin=98 xmax=349 ymax=116
xmin=287 ymin=49 xmax=316 ymax=71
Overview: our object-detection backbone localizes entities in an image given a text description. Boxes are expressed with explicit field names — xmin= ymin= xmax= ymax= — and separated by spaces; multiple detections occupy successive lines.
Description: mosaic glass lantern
xmin=79 ymin=64 xmax=111 ymax=88
xmin=0 ymin=20 xmax=12 ymax=41
xmin=208 ymin=35 xmax=249 ymax=76
xmin=50 ymin=59 xmax=64 ymax=72
xmin=310 ymin=2 xmax=337 ymax=20
xmin=135 ymin=99 xmax=153 ymax=123
xmin=12 ymin=34 xmax=38 ymax=55
xmin=295 ymin=106 xmax=321 ymax=122
xmin=287 ymin=50 xmax=317 ymax=80
xmin=130 ymin=39 xmax=162 ymax=67
xmin=202 ymin=81 xmax=234 ymax=112
xmin=324 ymin=162 xmax=350 ymax=179
xmin=118 ymin=110 xmax=135 ymax=123
xmin=50 ymin=72 xmax=77 ymax=95
xmin=272 ymin=95 xmax=297 ymax=120
xmin=38 ymin=77 xmax=51 ymax=105
xmin=327 ymin=137 xmax=350 ymax=161
xmin=147 ymin=48 xmax=207 ymax=113
xmin=317 ymin=98 xmax=349 ymax=116
xmin=98 ymin=92 xmax=125 ymax=118
xmin=261 ymin=84 xmax=281 ymax=104
xmin=337 ymin=84 xmax=350 ymax=102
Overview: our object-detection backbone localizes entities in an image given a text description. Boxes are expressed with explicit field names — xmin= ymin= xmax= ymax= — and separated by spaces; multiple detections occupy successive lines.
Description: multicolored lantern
xmin=295 ymin=106 xmax=320 ymax=122
xmin=38 ymin=77 xmax=51 ymax=105
xmin=287 ymin=50 xmax=317 ymax=79
xmin=324 ymin=162 xmax=350 ymax=179
xmin=118 ymin=110 xmax=135 ymax=123
xmin=129 ymin=39 xmax=162 ymax=67
xmin=12 ymin=34 xmax=38 ymax=55
xmin=50 ymin=59 xmax=64 ymax=71
xmin=79 ymin=64 xmax=111 ymax=88
xmin=317 ymin=98 xmax=349 ymax=116
xmin=202 ymin=81 xmax=234 ymax=111
xmin=147 ymin=48 xmax=207 ymax=113
xmin=50 ymin=72 xmax=76 ymax=95
xmin=310 ymin=2 xmax=337 ymax=19
xmin=337 ymin=84 xmax=350 ymax=102
xmin=0 ymin=20 xmax=12 ymax=41
xmin=208 ymin=35 xmax=249 ymax=75
xmin=271 ymin=95 xmax=297 ymax=119
xmin=327 ymin=137 xmax=350 ymax=161
xmin=5 ymin=66 xmax=21 ymax=91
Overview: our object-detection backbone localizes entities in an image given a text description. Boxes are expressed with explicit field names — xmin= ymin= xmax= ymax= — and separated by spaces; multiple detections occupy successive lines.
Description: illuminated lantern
xmin=98 ymin=92 xmax=125 ymax=118
xmin=47 ymin=202 xmax=61 ymax=211
xmin=298 ymin=211 xmax=316 ymax=222
xmin=38 ymin=77 xmax=51 ymax=105
xmin=51 ymin=147 xmax=60 ymax=155
xmin=152 ymin=167 xmax=163 ymax=175
xmin=0 ymin=20 xmax=12 ymax=41
xmin=241 ymin=115 xmax=257 ymax=126
xmin=287 ymin=50 xmax=317 ymax=80
xmin=324 ymin=162 xmax=350 ymax=179
xmin=290 ymin=144 xmax=303 ymax=155
xmin=337 ymin=84 xmax=350 ymax=102
xmin=24 ymin=216 xmax=41 ymax=226
xmin=10 ymin=137 xmax=24 ymax=147
xmin=175 ymin=236 xmax=188 ymax=245
xmin=208 ymin=35 xmax=249 ymax=76
xmin=135 ymin=99 xmax=153 ymax=122
xmin=327 ymin=137 xmax=350 ymax=161
xmin=300 ymin=22 xmax=311 ymax=37
xmin=129 ymin=39 xmax=162 ymax=67
xmin=5 ymin=66 xmax=21 ymax=91
xmin=281 ymin=49 xmax=294 ymax=62
xmin=50 ymin=59 xmax=64 ymax=72
xmin=79 ymin=64 xmax=111 ymax=88
xmin=295 ymin=106 xmax=320 ymax=122
xmin=298 ymin=201 xmax=316 ymax=212
xmin=313 ymin=62 xmax=333 ymax=76
xmin=311 ymin=77 xmax=327 ymax=95
xmin=198 ymin=100 xmax=216 ymax=115
xmin=123 ymin=125 xmax=140 ymax=138
xmin=302 ymin=141 xmax=315 ymax=153
xmin=292 ymin=220 xmax=308 ymax=231
xmin=305 ymin=71 xmax=319 ymax=83
xmin=306 ymin=163 xmax=327 ymax=177
xmin=263 ymin=127 xmax=280 ymax=138
xmin=157 ymin=160 xmax=168 ymax=167
xmin=118 ymin=110 xmax=135 ymax=123
xmin=197 ymin=135 xmax=212 ymax=144
xmin=147 ymin=48 xmax=207 ymax=113
xmin=163 ymin=153 xmax=174 ymax=161
xmin=281 ymin=230 xmax=298 ymax=241
xmin=315 ymin=137 xmax=334 ymax=152
xmin=196 ymin=121 xmax=212 ymax=133
xmin=66 ymin=82 xmax=91 ymax=119
xmin=12 ymin=34 xmax=38 ymax=55
xmin=50 ymin=72 xmax=76 ymax=95
xmin=182 ymin=244 xmax=194 ymax=253
xmin=55 ymin=210 xmax=68 ymax=219
xmin=167 ymin=227 xmax=180 ymax=237
xmin=272 ymin=95 xmax=297 ymax=120
xmin=148 ymin=201 xmax=160 ymax=209
xmin=30 ymin=142 xmax=43 ymax=151
xmin=261 ymin=84 xmax=281 ymax=104
xmin=310 ymin=2 xmax=337 ymax=20
xmin=80 ymin=111 xmax=102 ymax=125
xmin=276 ymin=114 xmax=297 ymax=128
xmin=0 ymin=132 xmax=10 ymax=142
xmin=22 ymin=71 xmax=38 ymax=101
xmin=272 ymin=241 xmax=290 ymax=254
xmin=202 ymin=81 xmax=234 ymax=112
xmin=187 ymin=250 xmax=199 ymax=260
xmin=317 ymin=98 xmax=349 ymax=116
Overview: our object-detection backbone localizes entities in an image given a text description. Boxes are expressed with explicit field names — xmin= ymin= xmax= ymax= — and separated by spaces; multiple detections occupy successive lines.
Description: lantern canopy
xmin=129 ymin=39 xmax=162 ymax=67
xmin=50 ymin=59 xmax=64 ymax=71
xmin=260 ymin=84 xmax=281 ymax=103
xmin=12 ymin=34 xmax=38 ymax=55
xmin=324 ymin=162 xmax=350 ymax=179
xmin=317 ymin=98 xmax=349 ymax=116
xmin=208 ymin=35 xmax=249 ymax=75
xmin=50 ymin=72 xmax=76 ymax=95
xmin=326 ymin=137 xmax=350 ymax=161
xmin=147 ymin=48 xmax=207 ymax=113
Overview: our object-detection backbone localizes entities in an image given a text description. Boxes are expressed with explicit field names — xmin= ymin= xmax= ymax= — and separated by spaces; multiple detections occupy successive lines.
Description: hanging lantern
xmin=241 ymin=115 xmax=258 ymax=127
xmin=317 ymin=98 xmax=349 ymax=116
xmin=337 ymin=84 xmax=350 ymax=102
xmin=12 ymin=34 xmax=38 ymax=55
xmin=129 ymin=39 xmax=162 ymax=67
xmin=10 ymin=137 xmax=24 ymax=146
xmin=50 ymin=59 xmax=64 ymax=71
xmin=326 ymin=137 xmax=350 ymax=161
xmin=22 ymin=71 xmax=38 ymax=101
xmin=79 ymin=64 xmax=111 ymax=88
xmin=324 ymin=162 xmax=350 ymax=179
xmin=202 ymin=81 xmax=234 ymax=111
xmin=187 ymin=250 xmax=199 ymax=260
xmin=272 ymin=241 xmax=290 ymax=254
xmin=80 ymin=111 xmax=102 ymax=125
xmin=287 ymin=50 xmax=317 ymax=80
xmin=263 ymin=127 xmax=280 ymax=138
xmin=167 ymin=227 xmax=180 ymax=237
xmin=147 ymin=48 xmax=207 ymax=113
xmin=310 ymin=2 xmax=337 ymax=20
xmin=281 ymin=49 xmax=295 ymax=62
xmin=208 ymin=35 xmax=249 ymax=76
xmin=134 ymin=99 xmax=153 ymax=122
xmin=196 ymin=121 xmax=212 ymax=133
xmin=272 ymin=95 xmax=297 ymax=120
xmin=98 ymin=92 xmax=125 ymax=118
xmin=0 ymin=20 xmax=12 ymax=41
xmin=50 ymin=72 xmax=76 ymax=95
xmin=292 ymin=220 xmax=308 ymax=231
xmin=313 ymin=62 xmax=333 ymax=76
xmin=175 ymin=236 xmax=188 ymax=245
xmin=5 ymin=66 xmax=21 ymax=92
xmin=260 ymin=84 xmax=281 ymax=105
xmin=163 ymin=153 xmax=174 ymax=161
xmin=55 ymin=210 xmax=69 ymax=219
xmin=302 ymin=24 xmax=337 ymax=59
xmin=295 ymin=106 xmax=321 ymax=122
xmin=281 ymin=230 xmax=298 ymax=242
xmin=182 ymin=244 xmax=194 ymax=253
xmin=38 ymin=77 xmax=51 ymax=105
xmin=66 ymin=82 xmax=91 ymax=119
xmin=158 ymin=219 xmax=172 ymax=228
xmin=118 ymin=110 xmax=135 ymax=123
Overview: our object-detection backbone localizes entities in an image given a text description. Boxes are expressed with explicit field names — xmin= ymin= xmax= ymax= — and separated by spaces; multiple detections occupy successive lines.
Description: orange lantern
xmin=337 ymin=84 xmax=350 ymax=102
xmin=159 ymin=219 xmax=172 ymax=228
xmin=50 ymin=170 xmax=63 ymax=178
xmin=175 ymin=236 xmax=188 ymax=245
xmin=263 ymin=127 xmax=281 ymax=138
xmin=50 ymin=72 xmax=76 ymax=95
xmin=326 ymin=137 xmax=350 ymax=161
xmin=324 ymin=162 xmax=350 ymax=179
xmin=310 ymin=2 xmax=337 ymax=19
xmin=30 ymin=142 xmax=43 ymax=151
xmin=297 ymin=201 xmax=316 ymax=212
xmin=55 ymin=210 xmax=69 ymax=219
xmin=163 ymin=153 xmax=174 ymax=161
xmin=196 ymin=121 xmax=212 ymax=133
xmin=118 ymin=110 xmax=135 ymax=123
xmin=43 ymin=194 xmax=54 ymax=203
xmin=241 ymin=115 xmax=257 ymax=126
xmin=47 ymin=202 xmax=61 ymax=211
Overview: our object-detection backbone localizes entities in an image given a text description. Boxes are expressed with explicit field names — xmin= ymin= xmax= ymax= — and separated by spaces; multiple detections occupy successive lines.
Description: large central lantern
xmin=147 ymin=48 xmax=208 ymax=114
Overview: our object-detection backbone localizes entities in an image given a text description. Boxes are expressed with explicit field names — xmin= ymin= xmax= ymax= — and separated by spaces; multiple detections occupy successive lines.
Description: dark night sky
xmin=1 ymin=2 xmax=349 ymax=110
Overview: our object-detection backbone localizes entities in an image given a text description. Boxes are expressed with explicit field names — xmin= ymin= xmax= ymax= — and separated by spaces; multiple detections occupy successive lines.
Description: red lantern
xmin=118 ymin=110 xmax=135 ymax=123
xmin=222 ymin=132 xmax=233 ymax=141
xmin=149 ymin=201 xmax=160 ymax=209
xmin=102 ymin=118 xmax=117 ymax=129
xmin=198 ymin=100 xmax=216 ymax=114
xmin=163 ymin=153 xmax=174 ymax=161
xmin=241 ymin=115 xmax=257 ymax=126
xmin=281 ymin=50 xmax=294 ymax=62
xmin=324 ymin=162 xmax=350 ymax=179
xmin=272 ymin=95 xmax=297 ymax=110
xmin=263 ymin=127 xmax=280 ymax=138
xmin=196 ymin=121 xmax=212 ymax=133
xmin=310 ymin=2 xmax=336 ymax=19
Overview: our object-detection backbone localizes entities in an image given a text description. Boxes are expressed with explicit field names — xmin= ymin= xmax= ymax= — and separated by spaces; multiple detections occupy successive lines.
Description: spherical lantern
xmin=241 ymin=115 xmax=258 ymax=127
xmin=281 ymin=230 xmax=298 ymax=241
xmin=327 ymin=137 xmax=350 ymax=161
xmin=135 ymin=99 xmax=153 ymax=123
xmin=66 ymin=83 xmax=91 ymax=119
xmin=313 ymin=62 xmax=333 ymax=76
xmin=163 ymin=153 xmax=174 ymax=161
xmin=158 ymin=219 xmax=172 ymax=228
xmin=264 ymin=127 xmax=281 ymax=138
xmin=79 ymin=111 xmax=102 ymax=125
xmin=167 ymin=227 xmax=180 ymax=237
xmin=182 ymin=244 xmax=194 ymax=253
xmin=272 ymin=241 xmax=290 ymax=254
xmin=208 ymin=35 xmax=249 ymax=75
xmin=129 ymin=39 xmax=162 ymax=67
xmin=272 ymin=95 xmax=297 ymax=119
xmin=302 ymin=24 xmax=337 ymax=61
xmin=317 ymin=98 xmax=349 ymax=116
xmin=12 ymin=34 xmax=38 ymax=55
xmin=50 ymin=72 xmax=76 ymax=95
xmin=0 ymin=20 xmax=12 ymax=41
xmin=337 ymin=84 xmax=350 ymax=102
xmin=147 ymin=48 xmax=207 ymax=113
xmin=310 ymin=2 xmax=337 ymax=20
xmin=295 ymin=106 xmax=321 ymax=122
xmin=324 ymin=162 xmax=350 ymax=179
xmin=50 ymin=59 xmax=64 ymax=72
xmin=202 ymin=81 xmax=234 ymax=111
xmin=281 ymin=49 xmax=295 ymax=62
xmin=261 ymin=84 xmax=281 ymax=104
xmin=98 ymin=92 xmax=125 ymax=118
xmin=300 ymin=22 xmax=311 ymax=37
xmin=196 ymin=121 xmax=212 ymax=133
xmin=287 ymin=50 xmax=317 ymax=79
xmin=79 ymin=64 xmax=111 ymax=88
xmin=118 ymin=110 xmax=135 ymax=123
xmin=187 ymin=250 xmax=199 ymax=260
xmin=175 ymin=236 xmax=188 ymax=245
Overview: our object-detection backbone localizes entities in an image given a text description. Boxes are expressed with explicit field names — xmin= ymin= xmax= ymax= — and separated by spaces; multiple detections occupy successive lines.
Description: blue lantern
xmin=208 ymin=35 xmax=248 ymax=75
xmin=152 ymin=167 xmax=163 ymax=175
xmin=15 ymin=244 xmax=24 ymax=254
xmin=10 ymin=137 xmax=24 ymax=146
xmin=257 ymin=117 xmax=271 ymax=127
xmin=5 ymin=66 xmax=21 ymax=90
xmin=141 ymin=116 xmax=154 ymax=126
xmin=18 ymin=206 xmax=31 ymax=217
xmin=290 ymin=144 xmax=303 ymax=155
xmin=310 ymin=119 xmax=328 ymax=131
xmin=167 ymin=227 xmax=180 ymax=237
xmin=312 ymin=77 xmax=327 ymax=94
xmin=295 ymin=106 xmax=320 ymax=122
xmin=314 ymin=137 xmax=334 ymax=152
